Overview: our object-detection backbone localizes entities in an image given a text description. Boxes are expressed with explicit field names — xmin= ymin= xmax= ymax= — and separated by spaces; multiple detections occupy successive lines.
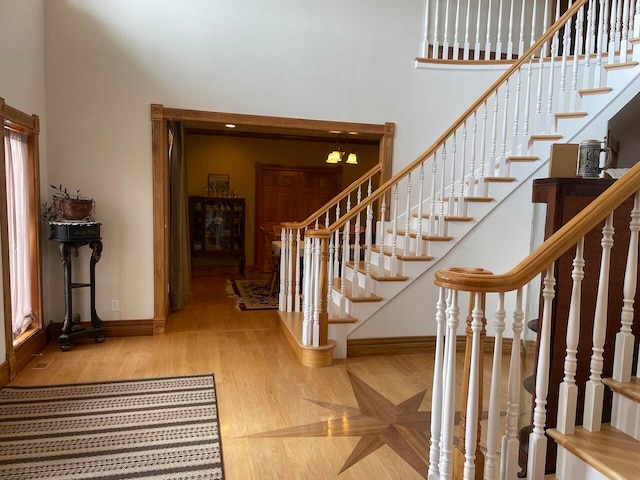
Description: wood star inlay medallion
xmin=245 ymin=371 xmax=431 ymax=476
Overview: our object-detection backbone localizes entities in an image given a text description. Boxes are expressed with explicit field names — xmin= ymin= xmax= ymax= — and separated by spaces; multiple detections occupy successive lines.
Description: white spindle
xmin=605 ymin=0 xmax=614 ymax=59
xmin=377 ymin=193 xmax=386 ymax=274
xmin=286 ymin=228 xmax=295 ymax=311
xmin=433 ymin=0 xmax=441 ymax=58
xmin=422 ymin=0 xmax=431 ymax=58
xmin=569 ymin=4 xmax=584 ymax=112
xmin=530 ymin=0 xmax=538 ymax=47
xmin=428 ymin=287 xmax=448 ymax=478
xmin=404 ymin=174 xmax=413 ymax=255
xmin=458 ymin=122 xmax=468 ymax=216
xmin=484 ymin=292 xmax=506 ymax=480
xmin=489 ymin=91 xmax=499 ymax=177
xmin=447 ymin=137 xmax=456 ymax=222
xmin=527 ymin=265 xmax=556 ymax=479
xmin=523 ymin=56 xmax=534 ymax=153
xmin=390 ymin=184 xmax=399 ymax=276
xmin=439 ymin=289 xmax=460 ymax=478
xmin=496 ymin=0 xmax=505 ymax=58
xmin=431 ymin=149 xmax=441 ymax=238
xmin=416 ymin=163 xmax=426 ymax=256
xmin=453 ymin=0 xmax=462 ymax=59
xmin=334 ymin=204 xmax=341 ymax=279
xmin=613 ymin=190 xmax=640 ymax=381
xmin=438 ymin=150 xmax=447 ymax=236
xmin=506 ymin=0 xmax=515 ymax=59
xmin=443 ymin=0 xmax=452 ymax=58
xmin=352 ymin=187 xmax=362 ymax=298
xmin=511 ymin=68 xmax=522 ymax=159
xmin=501 ymin=288 xmax=524 ymax=479
xmin=364 ymin=180 xmax=374 ymax=297
xmin=279 ymin=227 xmax=287 ymax=310
xmin=295 ymin=228 xmax=302 ymax=311
xmin=474 ymin=0 xmax=483 ymax=60
xmin=518 ymin=0 xmax=526 ymax=56
xmin=485 ymin=0 xmax=494 ymax=59
xmin=301 ymin=231 xmax=314 ymax=346
xmin=615 ymin=0 xmax=623 ymax=52
xmin=558 ymin=1 xmax=572 ymax=113
xmin=594 ymin=0 xmax=606 ymax=89
xmin=635 ymin=0 xmax=640 ymax=36
xmin=584 ymin=212 xmax=614 ymax=431
xmin=556 ymin=238 xmax=585 ymax=435
xmin=340 ymin=197 xmax=351 ymax=318
xmin=499 ymin=80 xmax=510 ymax=176
xmin=463 ymin=292 xmax=483 ymax=480
xmin=546 ymin=11 xmax=559 ymax=133
xmin=478 ymin=101 xmax=488 ymax=196
xmin=468 ymin=112 xmax=478 ymax=198
xmin=621 ymin=0 xmax=631 ymax=62
xmin=463 ymin=0 xmax=472 ymax=59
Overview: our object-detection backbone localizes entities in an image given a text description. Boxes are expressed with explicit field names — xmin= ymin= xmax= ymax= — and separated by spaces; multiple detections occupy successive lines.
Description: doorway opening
xmin=151 ymin=105 xmax=395 ymax=334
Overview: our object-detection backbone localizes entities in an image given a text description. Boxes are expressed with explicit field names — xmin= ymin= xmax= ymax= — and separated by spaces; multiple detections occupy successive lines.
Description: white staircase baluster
xmin=439 ymin=289 xmax=460 ymax=478
xmin=339 ymin=196 xmax=351 ymax=318
xmin=594 ymin=0 xmax=606 ymax=89
xmin=518 ymin=0 xmax=526 ymax=56
xmin=295 ymin=228 xmax=302 ymax=312
xmin=506 ymin=0 xmax=515 ymax=59
xmin=584 ymin=212 xmax=614 ymax=432
xmin=443 ymin=0 xmax=452 ymax=58
xmin=447 ymin=138 xmax=456 ymax=224
xmin=484 ymin=292 xmax=506 ymax=480
xmin=474 ymin=0 xmax=483 ymax=60
xmin=501 ymin=288 xmax=524 ymax=479
xmin=333 ymin=204 xmax=341 ymax=281
xmin=530 ymin=0 xmax=538 ymax=48
xmin=433 ymin=0 xmax=441 ymax=58
xmin=621 ymin=0 xmax=631 ymax=62
xmin=496 ymin=0 xmax=505 ymax=58
xmin=463 ymin=0 xmax=472 ymax=60
xmin=438 ymin=150 xmax=447 ymax=236
xmin=615 ymin=0 xmax=623 ymax=53
xmin=326 ymin=211 xmax=334 ymax=311
xmin=556 ymin=237 xmax=585 ymax=435
xmin=489 ymin=91 xmax=499 ymax=177
xmin=606 ymin=0 xmax=615 ymax=60
xmin=463 ymin=292 xmax=483 ymax=480
xmin=454 ymin=0 xmax=462 ymax=59
xmin=478 ymin=100 xmax=488 ymax=196
xmin=569 ymin=3 xmax=585 ymax=112
xmin=352 ymin=187 xmax=362 ymax=298
xmin=390 ymin=184 xmax=399 ymax=276
xmin=613 ymin=190 xmax=640 ymax=381
xmin=546 ymin=11 xmax=559 ymax=134
xmin=558 ymin=1 xmax=572 ymax=113
xmin=527 ymin=264 xmax=556 ymax=479
xmin=458 ymin=121 xmax=468 ymax=216
xmin=377 ymin=193 xmax=386 ymax=274
xmin=422 ymin=0 xmax=431 ymax=58
xmin=404 ymin=174 xmax=413 ymax=255
xmin=279 ymin=227 xmax=287 ymax=310
xmin=634 ymin=0 xmax=640 ymax=36
xmin=302 ymin=232 xmax=314 ymax=346
xmin=499 ymin=80 xmax=510 ymax=176
xmin=523 ymin=56 xmax=534 ymax=153
xmin=364 ymin=179 xmax=373 ymax=297
xmin=312 ymin=237 xmax=321 ymax=347
xmin=430 ymin=146 xmax=440 ymax=238
xmin=468 ymin=112 xmax=478 ymax=198
xmin=485 ymin=0 xmax=494 ymax=59
xmin=286 ymin=228 xmax=295 ymax=311
xmin=511 ymin=68 xmax=522 ymax=160
xmin=416 ymin=163 xmax=426 ymax=256
xmin=428 ymin=287 xmax=447 ymax=479
xmin=582 ymin=0 xmax=595 ymax=91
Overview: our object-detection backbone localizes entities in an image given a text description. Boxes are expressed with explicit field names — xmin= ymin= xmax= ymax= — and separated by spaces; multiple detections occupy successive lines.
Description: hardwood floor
xmin=9 ymin=266 xmax=509 ymax=479
xmin=11 ymin=269 xmax=432 ymax=480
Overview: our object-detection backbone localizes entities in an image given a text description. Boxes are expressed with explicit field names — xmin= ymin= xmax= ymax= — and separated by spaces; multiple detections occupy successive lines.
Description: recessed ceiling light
xmin=347 ymin=131 xmax=359 ymax=135
xmin=329 ymin=130 xmax=342 ymax=134
xmin=225 ymin=124 xmax=236 ymax=128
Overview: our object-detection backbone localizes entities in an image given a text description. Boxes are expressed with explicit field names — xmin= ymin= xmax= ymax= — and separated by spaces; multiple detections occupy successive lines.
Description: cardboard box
xmin=549 ymin=143 xmax=579 ymax=177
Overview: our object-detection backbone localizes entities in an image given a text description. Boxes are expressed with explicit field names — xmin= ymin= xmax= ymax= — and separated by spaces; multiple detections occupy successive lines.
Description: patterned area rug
xmin=0 ymin=375 xmax=224 ymax=479
xmin=227 ymin=279 xmax=279 ymax=310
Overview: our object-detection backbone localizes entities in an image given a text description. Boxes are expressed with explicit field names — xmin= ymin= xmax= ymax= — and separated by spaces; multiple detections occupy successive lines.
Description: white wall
xmin=42 ymin=0 xmax=502 ymax=324
xmin=0 ymin=0 xmax=47 ymax=362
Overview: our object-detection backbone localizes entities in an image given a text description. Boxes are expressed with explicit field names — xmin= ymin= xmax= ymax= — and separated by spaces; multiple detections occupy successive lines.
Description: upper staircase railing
xmin=279 ymin=0 xmax=640 ymax=351
xmin=428 ymin=148 xmax=640 ymax=479
xmin=419 ymin=0 xmax=639 ymax=63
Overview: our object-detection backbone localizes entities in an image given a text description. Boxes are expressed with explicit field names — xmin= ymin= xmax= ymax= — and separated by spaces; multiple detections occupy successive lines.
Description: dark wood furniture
xmin=520 ymin=177 xmax=640 ymax=473
xmin=49 ymin=222 xmax=104 ymax=351
xmin=189 ymin=196 xmax=245 ymax=276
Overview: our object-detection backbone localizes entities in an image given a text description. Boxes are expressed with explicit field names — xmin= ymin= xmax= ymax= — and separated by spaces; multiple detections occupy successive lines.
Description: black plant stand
xmin=49 ymin=222 xmax=104 ymax=351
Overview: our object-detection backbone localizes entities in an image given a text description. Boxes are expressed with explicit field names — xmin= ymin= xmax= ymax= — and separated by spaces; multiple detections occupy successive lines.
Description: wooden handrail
xmin=280 ymin=163 xmax=381 ymax=230
xmin=327 ymin=0 xmax=588 ymax=233
xmin=434 ymin=162 xmax=640 ymax=292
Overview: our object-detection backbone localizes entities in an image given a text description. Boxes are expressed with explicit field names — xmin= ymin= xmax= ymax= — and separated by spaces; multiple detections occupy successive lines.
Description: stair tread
xmin=555 ymin=111 xmax=588 ymax=118
xmin=603 ymin=61 xmax=638 ymax=70
xmin=390 ymin=228 xmax=453 ymax=241
xmin=348 ymin=261 xmax=409 ymax=281
xmin=507 ymin=155 xmax=539 ymax=161
xmin=411 ymin=212 xmax=473 ymax=221
xmin=485 ymin=176 xmax=516 ymax=182
xmin=371 ymin=245 xmax=434 ymax=261
xmin=328 ymin=303 xmax=358 ymax=324
xmin=579 ymin=86 xmax=613 ymax=96
xmin=547 ymin=424 xmax=640 ymax=480
xmin=603 ymin=376 xmax=640 ymax=403
xmin=331 ymin=278 xmax=383 ymax=302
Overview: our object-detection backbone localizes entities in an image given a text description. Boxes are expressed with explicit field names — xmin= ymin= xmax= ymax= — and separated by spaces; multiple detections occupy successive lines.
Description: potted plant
xmin=42 ymin=184 xmax=94 ymax=222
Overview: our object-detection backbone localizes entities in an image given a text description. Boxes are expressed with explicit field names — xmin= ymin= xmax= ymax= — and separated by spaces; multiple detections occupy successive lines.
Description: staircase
xmin=277 ymin=0 xmax=640 ymax=366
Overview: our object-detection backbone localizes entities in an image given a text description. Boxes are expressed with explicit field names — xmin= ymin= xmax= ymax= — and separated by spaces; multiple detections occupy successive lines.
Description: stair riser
xmin=611 ymin=392 xmax=640 ymax=441
xmin=556 ymin=447 xmax=610 ymax=480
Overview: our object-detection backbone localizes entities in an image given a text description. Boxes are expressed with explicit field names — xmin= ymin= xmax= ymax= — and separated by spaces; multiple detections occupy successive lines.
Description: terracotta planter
xmin=59 ymin=199 xmax=93 ymax=220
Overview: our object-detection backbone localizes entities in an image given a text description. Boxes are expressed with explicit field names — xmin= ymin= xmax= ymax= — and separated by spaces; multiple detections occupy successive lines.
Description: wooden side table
xmin=49 ymin=222 xmax=104 ymax=351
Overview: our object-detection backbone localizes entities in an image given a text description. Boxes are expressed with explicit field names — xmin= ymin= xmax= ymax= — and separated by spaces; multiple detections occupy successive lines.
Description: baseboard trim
xmin=50 ymin=319 xmax=154 ymax=339
xmin=0 ymin=360 xmax=9 ymax=387
xmin=347 ymin=335 xmax=514 ymax=357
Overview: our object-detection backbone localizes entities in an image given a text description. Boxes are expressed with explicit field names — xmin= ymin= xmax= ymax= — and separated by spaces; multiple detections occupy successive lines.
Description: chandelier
xmin=326 ymin=133 xmax=358 ymax=165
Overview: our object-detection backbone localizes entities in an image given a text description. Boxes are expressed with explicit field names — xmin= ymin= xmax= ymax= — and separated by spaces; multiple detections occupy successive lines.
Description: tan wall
xmin=185 ymin=133 xmax=380 ymax=267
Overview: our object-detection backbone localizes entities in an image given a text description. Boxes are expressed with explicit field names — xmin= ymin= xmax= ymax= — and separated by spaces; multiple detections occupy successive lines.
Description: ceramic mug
xmin=577 ymin=139 xmax=613 ymax=178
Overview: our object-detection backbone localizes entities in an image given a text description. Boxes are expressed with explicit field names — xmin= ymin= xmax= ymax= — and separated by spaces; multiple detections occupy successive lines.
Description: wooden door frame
xmin=150 ymin=104 xmax=394 ymax=334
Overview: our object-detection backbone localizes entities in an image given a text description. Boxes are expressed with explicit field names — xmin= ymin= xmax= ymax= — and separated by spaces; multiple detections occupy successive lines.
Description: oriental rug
xmin=0 ymin=374 xmax=224 ymax=479
xmin=227 ymin=279 xmax=279 ymax=310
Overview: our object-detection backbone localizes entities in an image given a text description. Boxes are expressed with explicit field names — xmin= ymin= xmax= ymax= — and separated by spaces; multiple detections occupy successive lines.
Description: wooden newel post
xmin=453 ymin=291 xmax=487 ymax=480
xmin=305 ymin=228 xmax=331 ymax=346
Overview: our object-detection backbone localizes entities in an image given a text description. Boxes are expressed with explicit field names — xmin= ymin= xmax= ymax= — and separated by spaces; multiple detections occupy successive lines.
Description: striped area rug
xmin=0 ymin=374 xmax=224 ymax=479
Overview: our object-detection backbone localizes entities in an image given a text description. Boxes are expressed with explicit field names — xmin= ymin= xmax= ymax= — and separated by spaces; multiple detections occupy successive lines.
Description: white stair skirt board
xmin=556 ymin=447 xmax=610 ymax=480
xmin=611 ymin=392 xmax=640 ymax=440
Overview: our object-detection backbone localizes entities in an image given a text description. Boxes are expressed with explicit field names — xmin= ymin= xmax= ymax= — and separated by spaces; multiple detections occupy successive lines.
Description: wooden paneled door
xmin=255 ymin=163 xmax=342 ymax=270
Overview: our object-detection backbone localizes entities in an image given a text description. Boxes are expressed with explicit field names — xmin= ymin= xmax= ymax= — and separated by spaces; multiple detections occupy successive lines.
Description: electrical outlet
xmin=111 ymin=300 xmax=119 ymax=312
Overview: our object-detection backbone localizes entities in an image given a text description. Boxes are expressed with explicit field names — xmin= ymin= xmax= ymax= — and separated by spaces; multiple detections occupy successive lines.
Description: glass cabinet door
xmin=204 ymin=199 xmax=231 ymax=251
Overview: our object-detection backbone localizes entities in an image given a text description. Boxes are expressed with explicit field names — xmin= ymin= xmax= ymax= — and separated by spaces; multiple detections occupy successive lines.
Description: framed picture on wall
xmin=208 ymin=173 xmax=230 ymax=192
